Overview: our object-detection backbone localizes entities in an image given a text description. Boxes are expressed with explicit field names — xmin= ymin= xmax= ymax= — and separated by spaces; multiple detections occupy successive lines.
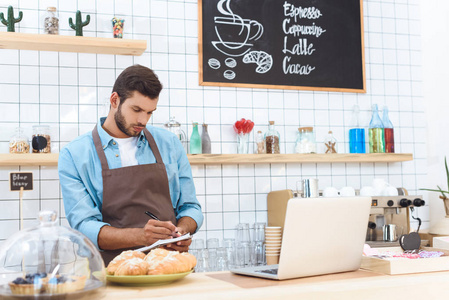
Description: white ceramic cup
xmin=323 ymin=187 xmax=339 ymax=197
xmin=360 ymin=186 xmax=375 ymax=196
xmin=340 ymin=186 xmax=356 ymax=197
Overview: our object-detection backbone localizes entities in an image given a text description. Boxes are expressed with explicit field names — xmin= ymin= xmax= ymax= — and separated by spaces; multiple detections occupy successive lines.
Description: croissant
xmin=145 ymin=248 xmax=197 ymax=275
xmin=114 ymin=258 xmax=150 ymax=276
xmin=106 ymin=250 xmax=146 ymax=275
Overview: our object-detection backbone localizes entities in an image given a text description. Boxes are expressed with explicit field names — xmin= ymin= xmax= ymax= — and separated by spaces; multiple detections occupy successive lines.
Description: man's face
xmin=114 ymin=91 xmax=158 ymax=137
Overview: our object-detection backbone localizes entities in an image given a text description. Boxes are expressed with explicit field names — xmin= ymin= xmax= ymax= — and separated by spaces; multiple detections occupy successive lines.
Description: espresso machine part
xmin=366 ymin=194 xmax=425 ymax=247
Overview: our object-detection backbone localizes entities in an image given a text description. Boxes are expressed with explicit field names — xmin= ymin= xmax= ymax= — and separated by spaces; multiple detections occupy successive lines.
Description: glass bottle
xmin=382 ymin=106 xmax=395 ymax=153
xmin=32 ymin=125 xmax=51 ymax=153
xmin=255 ymin=131 xmax=265 ymax=154
xmin=368 ymin=104 xmax=385 ymax=153
xmin=295 ymin=127 xmax=316 ymax=153
xmin=201 ymin=124 xmax=211 ymax=154
xmin=190 ymin=122 xmax=202 ymax=154
xmin=9 ymin=127 xmax=30 ymax=154
xmin=349 ymin=105 xmax=365 ymax=153
xmin=324 ymin=131 xmax=337 ymax=154
xmin=264 ymin=121 xmax=280 ymax=154
xmin=44 ymin=7 xmax=59 ymax=35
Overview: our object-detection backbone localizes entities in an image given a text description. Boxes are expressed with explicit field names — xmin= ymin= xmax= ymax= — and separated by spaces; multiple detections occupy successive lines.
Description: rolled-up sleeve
xmin=173 ymin=137 xmax=204 ymax=232
xmin=58 ymin=148 xmax=109 ymax=249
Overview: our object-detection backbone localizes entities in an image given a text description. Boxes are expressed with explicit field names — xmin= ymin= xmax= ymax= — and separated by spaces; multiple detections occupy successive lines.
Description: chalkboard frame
xmin=198 ymin=0 xmax=366 ymax=93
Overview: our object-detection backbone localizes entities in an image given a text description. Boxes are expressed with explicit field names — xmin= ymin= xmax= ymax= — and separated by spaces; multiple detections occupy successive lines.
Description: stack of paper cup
xmin=265 ymin=226 xmax=282 ymax=265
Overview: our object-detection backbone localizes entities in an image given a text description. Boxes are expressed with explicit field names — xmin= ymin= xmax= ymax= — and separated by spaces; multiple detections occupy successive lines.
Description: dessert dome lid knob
xmin=38 ymin=210 xmax=57 ymax=226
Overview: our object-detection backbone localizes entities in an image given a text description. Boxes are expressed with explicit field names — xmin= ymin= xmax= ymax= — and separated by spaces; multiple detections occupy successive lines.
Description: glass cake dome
xmin=0 ymin=211 xmax=106 ymax=299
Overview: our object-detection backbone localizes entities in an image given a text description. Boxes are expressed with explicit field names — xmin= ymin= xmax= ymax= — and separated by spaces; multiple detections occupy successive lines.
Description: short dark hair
xmin=112 ymin=65 xmax=163 ymax=104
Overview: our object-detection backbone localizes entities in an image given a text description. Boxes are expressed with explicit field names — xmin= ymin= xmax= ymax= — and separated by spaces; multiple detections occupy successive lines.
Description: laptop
xmin=231 ymin=196 xmax=371 ymax=280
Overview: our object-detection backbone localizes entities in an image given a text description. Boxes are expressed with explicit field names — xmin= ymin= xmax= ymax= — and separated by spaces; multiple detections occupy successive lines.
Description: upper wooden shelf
xmin=0 ymin=153 xmax=413 ymax=166
xmin=187 ymin=153 xmax=413 ymax=164
xmin=0 ymin=32 xmax=147 ymax=55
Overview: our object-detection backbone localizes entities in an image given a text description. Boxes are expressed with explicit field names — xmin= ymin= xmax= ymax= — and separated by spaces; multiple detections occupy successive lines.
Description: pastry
xmin=9 ymin=273 xmax=48 ymax=295
xmin=47 ymin=275 xmax=86 ymax=294
xmin=145 ymin=248 xmax=197 ymax=275
xmin=106 ymin=250 xmax=146 ymax=275
xmin=107 ymin=248 xmax=196 ymax=276
xmin=114 ymin=257 xmax=150 ymax=276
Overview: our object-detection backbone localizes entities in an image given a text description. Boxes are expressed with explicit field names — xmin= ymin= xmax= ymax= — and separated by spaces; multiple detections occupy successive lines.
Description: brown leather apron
xmin=92 ymin=125 xmax=177 ymax=265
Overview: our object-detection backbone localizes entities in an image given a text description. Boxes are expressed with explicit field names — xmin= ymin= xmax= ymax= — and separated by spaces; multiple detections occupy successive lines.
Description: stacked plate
xmin=265 ymin=226 xmax=282 ymax=265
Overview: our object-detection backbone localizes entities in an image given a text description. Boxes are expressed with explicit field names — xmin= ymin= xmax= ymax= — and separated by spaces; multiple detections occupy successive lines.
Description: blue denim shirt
xmin=58 ymin=117 xmax=203 ymax=249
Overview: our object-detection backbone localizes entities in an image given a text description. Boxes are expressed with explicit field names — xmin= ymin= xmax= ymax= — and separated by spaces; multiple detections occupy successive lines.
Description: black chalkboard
xmin=199 ymin=0 xmax=365 ymax=92
xmin=9 ymin=172 xmax=33 ymax=191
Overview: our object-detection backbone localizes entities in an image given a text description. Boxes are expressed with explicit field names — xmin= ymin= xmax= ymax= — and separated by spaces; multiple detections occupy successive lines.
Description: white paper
xmin=135 ymin=233 xmax=192 ymax=252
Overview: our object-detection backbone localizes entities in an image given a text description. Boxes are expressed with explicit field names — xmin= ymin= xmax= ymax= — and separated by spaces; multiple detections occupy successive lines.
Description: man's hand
xmin=142 ymin=219 xmax=177 ymax=245
xmin=164 ymin=217 xmax=196 ymax=252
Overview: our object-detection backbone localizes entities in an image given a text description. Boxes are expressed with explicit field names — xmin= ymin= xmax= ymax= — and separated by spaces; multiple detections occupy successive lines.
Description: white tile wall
xmin=0 ymin=0 xmax=428 ymax=243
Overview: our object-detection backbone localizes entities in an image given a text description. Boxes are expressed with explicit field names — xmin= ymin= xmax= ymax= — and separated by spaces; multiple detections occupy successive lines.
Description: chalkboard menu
xmin=199 ymin=0 xmax=365 ymax=93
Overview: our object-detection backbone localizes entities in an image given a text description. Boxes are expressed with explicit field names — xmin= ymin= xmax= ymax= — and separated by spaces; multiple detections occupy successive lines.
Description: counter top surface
xmin=104 ymin=269 xmax=449 ymax=299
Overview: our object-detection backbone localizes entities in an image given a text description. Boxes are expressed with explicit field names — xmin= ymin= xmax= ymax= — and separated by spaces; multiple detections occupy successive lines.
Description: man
xmin=59 ymin=65 xmax=203 ymax=264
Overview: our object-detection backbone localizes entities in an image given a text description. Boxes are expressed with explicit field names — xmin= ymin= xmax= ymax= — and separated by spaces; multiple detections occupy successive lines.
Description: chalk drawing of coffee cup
xmin=213 ymin=17 xmax=263 ymax=56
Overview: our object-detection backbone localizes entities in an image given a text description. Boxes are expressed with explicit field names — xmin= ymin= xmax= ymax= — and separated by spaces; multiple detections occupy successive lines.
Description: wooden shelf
xmin=0 ymin=153 xmax=59 ymax=166
xmin=0 ymin=153 xmax=412 ymax=166
xmin=186 ymin=153 xmax=413 ymax=165
xmin=0 ymin=32 xmax=146 ymax=55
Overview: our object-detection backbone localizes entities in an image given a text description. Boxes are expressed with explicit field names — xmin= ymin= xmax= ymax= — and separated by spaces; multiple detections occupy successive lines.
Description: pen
xmin=145 ymin=211 xmax=179 ymax=236
xmin=145 ymin=211 xmax=160 ymax=221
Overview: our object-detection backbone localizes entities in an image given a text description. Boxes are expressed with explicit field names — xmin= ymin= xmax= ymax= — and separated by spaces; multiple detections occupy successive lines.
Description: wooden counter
xmin=104 ymin=269 xmax=449 ymax=299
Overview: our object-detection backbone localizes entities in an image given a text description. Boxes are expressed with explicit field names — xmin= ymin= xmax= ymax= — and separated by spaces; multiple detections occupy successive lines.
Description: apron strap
xmin=143 ymin=128 xmax=164 ymax=164
xmin=92 ymin=125 xmax=110 ymax=171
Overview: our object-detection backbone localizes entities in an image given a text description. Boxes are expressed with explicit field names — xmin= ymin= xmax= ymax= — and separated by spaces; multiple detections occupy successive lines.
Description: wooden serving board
xmin=361 ymin=247 xmax=449 ymax=275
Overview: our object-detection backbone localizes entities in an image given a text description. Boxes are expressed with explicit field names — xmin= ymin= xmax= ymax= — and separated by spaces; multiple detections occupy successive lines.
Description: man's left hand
xmin=164 ymin=227 xmax=192 ymax=252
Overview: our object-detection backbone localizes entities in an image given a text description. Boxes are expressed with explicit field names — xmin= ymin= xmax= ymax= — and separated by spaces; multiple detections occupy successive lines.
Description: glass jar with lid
xmin=264 ymin=121 xmax=280 ymax=154
xmin=164 ymin=116 xmax=187 ymax=153
xmin=0 ymin=210 xmax=106 ymax=298
xmin=32 ymin=125 xmax=51 ymax=153
xmin=9 ymin=127 xmax=30 ymax=154
xmin=295 ymin=127 xmax=316 ymax=153
xmin=44 ymin=7 xmax=59 ymax=35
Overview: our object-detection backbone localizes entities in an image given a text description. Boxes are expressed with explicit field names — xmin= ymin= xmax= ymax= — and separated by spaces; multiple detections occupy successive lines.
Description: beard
xmin=114 ymin=104 xmax=143 ymax=137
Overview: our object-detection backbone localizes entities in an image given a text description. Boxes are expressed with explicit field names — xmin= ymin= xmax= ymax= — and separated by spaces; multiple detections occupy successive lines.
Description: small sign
xmin=9 ymin=172 xmax=33 ymax=191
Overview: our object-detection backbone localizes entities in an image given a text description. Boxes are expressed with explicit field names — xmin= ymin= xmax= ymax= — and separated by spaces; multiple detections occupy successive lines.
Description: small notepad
xmin=136 ymin=233 xmax=192 ymax=252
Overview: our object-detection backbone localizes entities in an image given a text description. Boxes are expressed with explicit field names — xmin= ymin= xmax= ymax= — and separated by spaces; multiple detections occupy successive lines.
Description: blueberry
xmin=12 ymin=277 xmax=28 ymax=285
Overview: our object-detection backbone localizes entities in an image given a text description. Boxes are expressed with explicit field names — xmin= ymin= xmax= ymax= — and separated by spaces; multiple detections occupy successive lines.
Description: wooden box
xmin=361 ymin=247 xmax=449 ymax=275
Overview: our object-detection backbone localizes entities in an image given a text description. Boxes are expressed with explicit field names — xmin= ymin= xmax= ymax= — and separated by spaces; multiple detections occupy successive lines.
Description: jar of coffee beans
xmin=264 ymin=121 xmax=280 ymax=154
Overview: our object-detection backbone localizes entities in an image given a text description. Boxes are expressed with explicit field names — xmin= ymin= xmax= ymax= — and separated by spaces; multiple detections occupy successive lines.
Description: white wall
xmin=420 ymin=0 xmax=449 ymax=228
xmin=0 ymin=0 xmax=428 ymax=243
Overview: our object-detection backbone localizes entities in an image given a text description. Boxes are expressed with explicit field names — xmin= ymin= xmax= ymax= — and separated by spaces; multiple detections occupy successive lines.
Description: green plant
xmin=420 ymin=157 xmax=449 ymax=199
xmin=69 ymin=10 xmax=90 ymax=36
xmin=0 ymin=6 xmax=23 ymax=32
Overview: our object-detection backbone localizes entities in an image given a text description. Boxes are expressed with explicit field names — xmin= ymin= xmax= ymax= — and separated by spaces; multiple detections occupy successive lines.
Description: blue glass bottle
xmin=190 ymin=122 xmax=202 ymax=154
xmin=349 ymin=105 xmax=365 ymax=153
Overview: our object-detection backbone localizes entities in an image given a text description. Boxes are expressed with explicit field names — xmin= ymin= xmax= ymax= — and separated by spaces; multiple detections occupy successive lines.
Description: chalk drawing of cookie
xmin=208 ymin=58 xmax=221 ymax=69
xmin=225 ymin=58 xmax=237 ymax=68
xmin=223 ymin=70 xmax=236 ymax=80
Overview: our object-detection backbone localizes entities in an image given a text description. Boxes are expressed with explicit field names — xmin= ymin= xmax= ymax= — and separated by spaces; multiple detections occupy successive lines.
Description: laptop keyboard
xmin=255 ymin=268 xmax=278 ymax=275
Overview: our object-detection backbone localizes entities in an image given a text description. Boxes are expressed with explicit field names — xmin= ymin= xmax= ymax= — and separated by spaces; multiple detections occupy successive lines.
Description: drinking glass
xmin=223 ymin=238 xmax=236 ymax=269
xmin=207 ymin=238 xmax=219 ymax=249
xmin=216 ymin=247 xmax=229 ymax=271
xmin=236 ymin=223 xmax=251 ymax=244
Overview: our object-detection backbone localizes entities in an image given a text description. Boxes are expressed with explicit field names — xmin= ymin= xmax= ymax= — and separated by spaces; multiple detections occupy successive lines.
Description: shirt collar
xmin=97 ymin=117 xmax=146 ymax=149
